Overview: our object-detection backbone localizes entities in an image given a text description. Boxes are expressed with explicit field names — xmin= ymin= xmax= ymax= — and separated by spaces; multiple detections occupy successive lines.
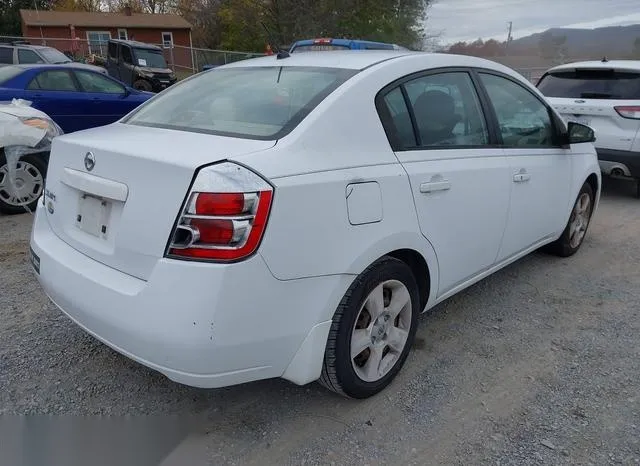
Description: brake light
xmin=167 ymin=162 xmax=273 ymax=262
xmin=614 ymin=106 xmax=640 ymax=119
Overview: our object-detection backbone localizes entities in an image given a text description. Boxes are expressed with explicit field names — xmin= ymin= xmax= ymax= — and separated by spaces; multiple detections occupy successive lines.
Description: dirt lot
xmin=1 ymin=178 xmax=639 ymax=465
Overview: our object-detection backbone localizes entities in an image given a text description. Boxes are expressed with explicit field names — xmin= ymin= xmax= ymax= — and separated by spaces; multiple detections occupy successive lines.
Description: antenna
xmin=260 ymin=22 xmax=290 ymax=59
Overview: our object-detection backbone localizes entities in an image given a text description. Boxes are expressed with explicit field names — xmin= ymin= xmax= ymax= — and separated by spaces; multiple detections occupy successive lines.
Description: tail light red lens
xmin=614 ymin=106 xmax=640 ymax=119
xmin=166 ymin=162 xmax=274 ymax=262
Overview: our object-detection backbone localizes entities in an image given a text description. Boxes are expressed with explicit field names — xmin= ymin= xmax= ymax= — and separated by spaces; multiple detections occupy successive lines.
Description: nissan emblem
xmin=84 ymin=152 xmax=95 ymax=171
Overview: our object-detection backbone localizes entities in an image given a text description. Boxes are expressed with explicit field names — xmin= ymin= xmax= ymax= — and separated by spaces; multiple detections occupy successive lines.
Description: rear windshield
xmin=0 ymin=66 xmax=23 ymax=85
xmin=292 ymin=44 xmax=351 ymax=52
xmin=123 ymin=66 xmax=357 ymax=140
xmin=38 ymin=47 xmax=72 ymax=64
xmin=537 ymin=69 xmax=640 ymax=100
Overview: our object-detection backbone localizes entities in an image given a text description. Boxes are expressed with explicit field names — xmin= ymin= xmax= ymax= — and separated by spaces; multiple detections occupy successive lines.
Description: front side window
xmin=28 ymin=70 xmax=78 ymax=91
xmin=480 ymin=73 xmax=557 ymax=148
xmin=123 ymin=66 xmax=356 ymax=140
xmin=75 ymin=70 xmax=124 ymax=93
xmin=537 ymin=69 xmax=640 ymax=100
xmin=18 ymin=49 xmax=44 ymax=64
xmin=404 ymin=72 xmax=489 ymax=147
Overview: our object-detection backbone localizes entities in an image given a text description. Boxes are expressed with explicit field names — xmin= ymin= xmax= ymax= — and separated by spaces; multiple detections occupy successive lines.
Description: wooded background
xmin=1 ymin=0 xmax=434 ymax=52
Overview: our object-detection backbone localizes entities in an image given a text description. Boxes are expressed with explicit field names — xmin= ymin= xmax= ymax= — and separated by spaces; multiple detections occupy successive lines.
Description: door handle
xmin=513 ymin=173 xmax=531 ymax=183
xmin=420 ymin=179 xmax=451 ymax=193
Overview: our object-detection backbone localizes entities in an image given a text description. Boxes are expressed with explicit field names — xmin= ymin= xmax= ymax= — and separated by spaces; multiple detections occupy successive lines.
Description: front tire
xmin=545 ymin=182 xmax=595 ymax=257
xmin=133 ymin=79 xmax=153 ymax=92
xmin=319 ymin=256 xmax=420 ymax=399
xmin=0 ymin=152 xmax=48 ymax=215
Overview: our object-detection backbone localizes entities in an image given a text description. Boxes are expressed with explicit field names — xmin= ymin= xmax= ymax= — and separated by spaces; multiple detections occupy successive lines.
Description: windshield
xmin=0 ymin=66 xmax=23 ymax=85
xmin=123 ymin=66 xmax=357 ymax=139
xmin=537 ymin=69 xmax=640 ymax=100
xmin=38 ymin=47 xmax=72 ymax=64
xmin=132 ymin=48 xmax=167 ymax=68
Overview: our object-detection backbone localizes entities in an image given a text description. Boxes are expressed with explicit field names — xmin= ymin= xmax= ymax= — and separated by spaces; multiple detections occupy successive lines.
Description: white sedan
xmin=30 ymin=51 xmax=601 ymax=399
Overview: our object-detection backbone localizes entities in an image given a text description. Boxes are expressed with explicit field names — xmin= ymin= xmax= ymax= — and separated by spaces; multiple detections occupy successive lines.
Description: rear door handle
xmin=420 ymin=180 xmax=451 ymax=193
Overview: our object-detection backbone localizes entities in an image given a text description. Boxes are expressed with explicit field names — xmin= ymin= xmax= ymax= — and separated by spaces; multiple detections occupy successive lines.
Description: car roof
xmin=109 ymin=39 xmax=161 ymax=50
xmin=220 ymin=50 xmax=517 ymax=74
xmin=546 ymin=60 xmax=640 ymax=73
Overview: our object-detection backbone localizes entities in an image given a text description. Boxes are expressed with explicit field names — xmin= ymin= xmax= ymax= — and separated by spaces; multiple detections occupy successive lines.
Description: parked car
xmin=537 ymin=59 xmax=640 ymax=196
xmin=0 ymin=65 xmax=153 ymax=134
xmin=0 ymin=100 xmax=61 ymax=214
xmin=30 ymin=51 xmax=600 ymax=399
xmin=289 ymin=38 xmax=408 ymax=53
xmin=106 ymin=39 xmax=177 ymax=92
xmin=0 ymin=40 xmax=107 ymax=75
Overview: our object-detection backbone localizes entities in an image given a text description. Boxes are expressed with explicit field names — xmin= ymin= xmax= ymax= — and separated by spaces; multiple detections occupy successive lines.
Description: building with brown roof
xmin=19 ymin=8 xmax=193 ymax=70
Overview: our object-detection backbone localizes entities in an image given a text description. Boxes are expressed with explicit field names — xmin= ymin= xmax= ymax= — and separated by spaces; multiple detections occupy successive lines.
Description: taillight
xmin=166 ymin=162 xmax=273 ymax=262
xmin=614 ymin=106 xmax=640 ymax=119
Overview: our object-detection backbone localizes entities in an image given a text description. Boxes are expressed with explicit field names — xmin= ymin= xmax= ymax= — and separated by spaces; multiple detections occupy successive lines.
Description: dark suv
xmin=106 ymin=39 xmax=177 ymax=92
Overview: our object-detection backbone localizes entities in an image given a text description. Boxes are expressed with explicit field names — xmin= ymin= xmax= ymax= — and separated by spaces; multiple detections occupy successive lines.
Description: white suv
xmin=537 ymin=60 xmax=640 ymax=195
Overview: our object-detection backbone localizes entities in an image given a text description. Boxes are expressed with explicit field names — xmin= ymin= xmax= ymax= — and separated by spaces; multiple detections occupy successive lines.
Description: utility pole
xmin=505 ymin=21 xmax=513 ymax=55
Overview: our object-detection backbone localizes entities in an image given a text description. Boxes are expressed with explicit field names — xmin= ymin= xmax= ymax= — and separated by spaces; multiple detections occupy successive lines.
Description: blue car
xmin=289 ymin=38 xmax=408 ymax=53
xmin=0 ymin=64 xmax=153 ymax=134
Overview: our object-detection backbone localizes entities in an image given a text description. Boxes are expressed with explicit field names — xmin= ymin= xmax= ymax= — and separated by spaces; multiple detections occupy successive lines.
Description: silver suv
xmin=537 ymin=59 xmax=640 ymax=195
xmin=0 ymin=41 xmax=106 ymax=74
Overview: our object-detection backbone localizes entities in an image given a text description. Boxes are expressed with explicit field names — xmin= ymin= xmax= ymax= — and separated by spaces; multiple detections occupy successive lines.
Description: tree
xmin=1 ymin=0 xmax=55 ymax=36
xmin=54 ymin=0 xmax=102 ymax=11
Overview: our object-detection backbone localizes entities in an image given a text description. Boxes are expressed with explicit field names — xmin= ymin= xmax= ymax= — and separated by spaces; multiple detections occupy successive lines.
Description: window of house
xmin=118 ymin=29 xmax=128 ymax=40
xmin=161 ymin=32 xmax=173 ymax=49
xmin=86 ymin=31 xmax=111 ymax=56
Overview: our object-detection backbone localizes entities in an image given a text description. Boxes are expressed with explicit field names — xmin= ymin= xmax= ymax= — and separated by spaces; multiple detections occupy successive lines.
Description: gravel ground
xmin=1 ymin=177 xmax=639 ymax=465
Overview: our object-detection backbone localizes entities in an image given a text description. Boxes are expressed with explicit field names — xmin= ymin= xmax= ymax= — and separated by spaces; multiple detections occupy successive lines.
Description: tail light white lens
xmin=614 ymin=106 xmax=640 ymax=119
xmin=166 ymin=162 xmax=273 ymax=262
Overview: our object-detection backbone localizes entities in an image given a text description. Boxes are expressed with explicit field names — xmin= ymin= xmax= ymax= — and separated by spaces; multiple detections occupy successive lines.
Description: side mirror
xmin=567 ymin=121 xmax=596 ymax=144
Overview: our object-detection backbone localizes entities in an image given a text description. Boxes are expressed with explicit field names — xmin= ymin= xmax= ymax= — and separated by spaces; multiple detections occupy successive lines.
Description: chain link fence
xmin=1 ymin=35 xmax=264 ymax=77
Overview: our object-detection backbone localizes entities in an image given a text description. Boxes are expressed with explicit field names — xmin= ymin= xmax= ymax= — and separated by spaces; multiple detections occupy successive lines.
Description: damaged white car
xmin=0 ymin=100 xmax=61 ymax=214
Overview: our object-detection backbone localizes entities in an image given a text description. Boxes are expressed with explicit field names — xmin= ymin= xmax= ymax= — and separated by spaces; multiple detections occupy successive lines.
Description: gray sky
xmin=426 ymin=0 xmax=640 ymax=44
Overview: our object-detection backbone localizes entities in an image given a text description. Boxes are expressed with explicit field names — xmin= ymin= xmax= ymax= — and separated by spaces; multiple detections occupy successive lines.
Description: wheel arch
xmin=343 ymin=231 xmax=439 ymax=313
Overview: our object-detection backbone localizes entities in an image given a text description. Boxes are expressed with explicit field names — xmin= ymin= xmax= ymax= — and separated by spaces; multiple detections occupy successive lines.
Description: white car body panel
xmin=30 ymin=51 xmax=602 ymax=388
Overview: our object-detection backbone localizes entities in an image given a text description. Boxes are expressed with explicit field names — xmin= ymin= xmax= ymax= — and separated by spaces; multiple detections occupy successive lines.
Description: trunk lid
xmin=44 ymin=123 xmax=275 ymax=280
xmin=548 ymin=97 xmax=640 ymax=151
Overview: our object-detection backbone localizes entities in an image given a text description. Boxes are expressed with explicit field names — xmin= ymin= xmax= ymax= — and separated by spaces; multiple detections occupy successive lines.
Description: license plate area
xmin=76 ymin=194 xmax=111 ymax=238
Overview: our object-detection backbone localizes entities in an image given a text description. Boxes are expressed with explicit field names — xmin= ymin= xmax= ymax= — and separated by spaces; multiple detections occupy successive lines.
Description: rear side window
xmin=538 ymin=69 xmax=640 ymax=100
xmin=121 ymin=46 xmax=133 ymax=64
xmin=123 ymin=66 xmax=357 ymax=140
xmin=28 ymin=70 xmax=78 ymax=91
xmin=18 ymin=49 xmax=44 ymax=64
xmin=0 ymin=47 xmax=12 ymax=64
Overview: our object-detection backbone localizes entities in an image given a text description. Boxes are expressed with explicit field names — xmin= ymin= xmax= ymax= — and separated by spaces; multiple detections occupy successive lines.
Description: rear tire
xmin=545 ymin=182 xmax=594 ymax=257
xmin=133 ymin=79 xmax=153 ymax=92
xmin=0 ymin=152 xmax=48 ymax=215
xmin=319 ymin=256 xmax=420 ymax=399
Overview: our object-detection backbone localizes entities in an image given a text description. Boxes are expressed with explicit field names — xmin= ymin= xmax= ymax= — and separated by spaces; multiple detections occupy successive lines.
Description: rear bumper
xmin=29 ymin=202 xmax=350 ymax=388
xmin=596 ymin=148 xmax=640 ymax=178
